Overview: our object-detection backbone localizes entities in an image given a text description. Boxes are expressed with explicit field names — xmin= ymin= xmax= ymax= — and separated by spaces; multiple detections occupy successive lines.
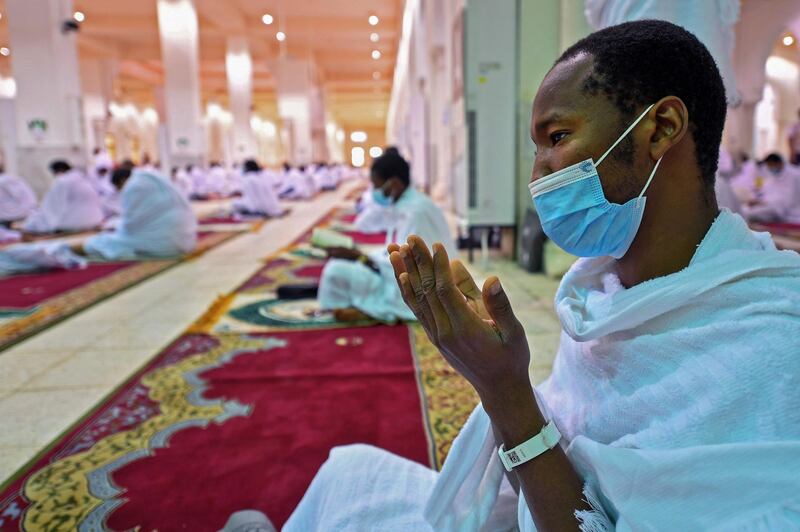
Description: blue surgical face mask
xmin=529 ymin=104 xmax=662 ymax=259
xmin=372 ymin=185 xmax=393 ymax=207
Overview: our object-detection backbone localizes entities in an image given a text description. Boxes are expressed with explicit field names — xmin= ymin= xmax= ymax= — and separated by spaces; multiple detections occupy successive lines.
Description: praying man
xmin=285 ymin=20 xmax=800 ymax=531
xmin=318 ymin=150 xmax=456 ymax=323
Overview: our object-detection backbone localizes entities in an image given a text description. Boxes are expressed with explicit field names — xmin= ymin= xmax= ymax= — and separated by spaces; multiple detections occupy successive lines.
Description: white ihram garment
xmin=83 ymin=170 xmax=197 ymax=259
xmin=233 ymin=171 xmax=284 ymax=217
xmin=0 ymin=173 xmax=37 ymax=223
xmin=22 ymin=171 xmax=104 ymax=233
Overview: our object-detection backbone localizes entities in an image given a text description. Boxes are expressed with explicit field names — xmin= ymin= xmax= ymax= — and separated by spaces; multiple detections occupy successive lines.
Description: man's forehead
xmin=533 ymin=53 xmax=595 ymax=120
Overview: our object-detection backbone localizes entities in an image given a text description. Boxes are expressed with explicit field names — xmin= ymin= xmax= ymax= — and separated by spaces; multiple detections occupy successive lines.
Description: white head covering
xmin=84 ymin=170 xmax=197 ymax=259
xmin=0 ymin=173 xmax=37 ymax=222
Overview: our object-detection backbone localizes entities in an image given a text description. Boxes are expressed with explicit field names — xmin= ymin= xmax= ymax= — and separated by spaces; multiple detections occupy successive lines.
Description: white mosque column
xmin=273 ymin=57 xmax=327 ymax=165
xmin=157 ymin=0 xmax=204 ymax=168
xmin=226 ymin=37 xmax=255 ymax=164
xmin=6 ymin=0 xmax=87 ymax=196
xmin=80 ymin=58 xmax=118 ymax=161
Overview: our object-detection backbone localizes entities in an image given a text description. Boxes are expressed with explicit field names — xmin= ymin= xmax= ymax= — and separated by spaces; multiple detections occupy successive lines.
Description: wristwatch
xmin=498 ymin=420 xmax=561 ymax=472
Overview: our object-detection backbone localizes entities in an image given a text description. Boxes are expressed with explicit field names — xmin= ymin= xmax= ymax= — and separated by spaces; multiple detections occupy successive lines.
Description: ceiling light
xmin=0 ymin=48 xmax=9 ymax=57
xmin=370 ymin=32 xmax=380 ymax=43
xmin=73 ymin=11 xmax=85 ymax=22
xmin=262 ymin=13 xmax=274 ymax=25
xmin=371 ymin=50 xmax=381 ymax=60
xmin=369 ymin=146 xmax=383 ymax=158
xmin=276 ymin=31 xmax=286 ymax=42
xmin=0 ymin=13 xmax=3 ymax=20
xmin=350 ymin=131 xmax=367 ymax=143
xmin=368 ymin=15 xmax=379 ymax=26
xmin=372 ymin=71 xmax=381 ymax=80
xmin=783 ymin=35 xmax=795 ymax=46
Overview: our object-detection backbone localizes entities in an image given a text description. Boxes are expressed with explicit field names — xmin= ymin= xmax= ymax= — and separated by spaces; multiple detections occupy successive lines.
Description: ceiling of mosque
xmin=0 ymin=0 xmax=402 ymax=129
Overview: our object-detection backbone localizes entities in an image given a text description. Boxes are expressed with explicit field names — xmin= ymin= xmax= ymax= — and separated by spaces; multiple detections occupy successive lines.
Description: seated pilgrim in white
xmin=317 ymin=150 xmax=456 ymax=323
xmin=22 ymin=160 xmax=104 ymax=234
xmin=232 ymin=159 xmax=286 ymax=218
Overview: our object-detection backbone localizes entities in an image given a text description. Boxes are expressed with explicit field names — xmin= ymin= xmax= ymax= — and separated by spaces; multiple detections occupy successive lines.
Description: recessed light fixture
xmin=351 ymin=131 xmax=368 ymax=143
xmin=371 ymin=50 xmax=381 ymax=60
xmin=369 ymin=146 xmax=383 ymax=157
xmin=370 ymin=32 xmax=380 ymax=43
xmin=276 ymin=31 xmax=286 ymax=42
xmin=368 ymin=15 xmax=379 ymax=26
xmin=372 ymin=71 xmax=381 ymax=80
xmin=0 ymin=47 xmax=10 ymax=57
xmin=784 ymin=35 xmax=795 ymax=46
xmin=262 ymin=13 xmax=273 ymax=25
xmin=73 ymin=11 xmax=85 ymax=22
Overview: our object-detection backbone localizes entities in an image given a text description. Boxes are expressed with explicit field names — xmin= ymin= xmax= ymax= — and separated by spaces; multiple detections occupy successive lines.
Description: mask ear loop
xmin=596 ymin=103 xmax=655 ymax=168
xmin=638 ymin=157 xmax=662 ymax=199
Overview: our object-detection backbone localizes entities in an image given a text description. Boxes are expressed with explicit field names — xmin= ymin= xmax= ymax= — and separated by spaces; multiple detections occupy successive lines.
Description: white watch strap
xmin=498 ymin=420 xmax=561 ymax=472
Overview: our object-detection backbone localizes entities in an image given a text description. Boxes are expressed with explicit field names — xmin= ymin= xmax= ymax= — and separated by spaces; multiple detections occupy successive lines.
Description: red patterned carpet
xmin=0 ymin=327 xmax=438 ymax=530
xmin=0 ymin=263 xmax=133 ymax=311
xmin=0 ymin=230 xmax=247 ymax=352
xmin=0 ymin=205 xmax=478 ymax=530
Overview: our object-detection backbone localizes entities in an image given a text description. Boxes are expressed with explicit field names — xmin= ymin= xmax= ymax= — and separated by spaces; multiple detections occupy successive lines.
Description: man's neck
xmin=616 ymin=193 xmax=719 ymax=288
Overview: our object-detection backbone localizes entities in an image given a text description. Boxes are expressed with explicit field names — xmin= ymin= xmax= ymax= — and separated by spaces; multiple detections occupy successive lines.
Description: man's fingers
xmin=431 ymin=243 xmax=471 ymax=320
xmin=482 ymin=276 xmax=523 ymax=341
xmin=387 ymin=243 xmax=401 ymax=254
xmin=451 ymin=259 xmax=482 ymax=301
xmin=389 ymin=250 xmax=406 ymax=279
xmin=399 ymin=273 xmax=434 ymax=333
xmin=408 ymin=236 xmax=452 ymax=335
xmin=399 ymin=244 xmax=439 ymax=335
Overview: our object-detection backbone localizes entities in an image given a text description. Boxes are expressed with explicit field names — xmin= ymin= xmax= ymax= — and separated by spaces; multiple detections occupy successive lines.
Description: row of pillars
xmin=3 ymin=0 xmax=330 ymax=195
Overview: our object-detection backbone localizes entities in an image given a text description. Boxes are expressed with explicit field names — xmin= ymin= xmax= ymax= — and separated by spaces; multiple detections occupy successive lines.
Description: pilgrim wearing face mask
xmin=731 ymin=153 xmax=800 ymax=223
xmin=287 ymin=20 xmax=800 ymax=532
xmin=317 ymin=150 xmax=456 ymax=322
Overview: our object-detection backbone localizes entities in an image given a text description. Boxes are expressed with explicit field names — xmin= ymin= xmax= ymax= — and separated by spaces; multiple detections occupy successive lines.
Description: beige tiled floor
xmin=0 ymin=182 xmax=564 ymax=483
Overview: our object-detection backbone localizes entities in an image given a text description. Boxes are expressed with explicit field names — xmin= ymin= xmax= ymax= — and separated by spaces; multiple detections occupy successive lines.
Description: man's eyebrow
xmin=533 ymin=112 xmax=567 ymax=134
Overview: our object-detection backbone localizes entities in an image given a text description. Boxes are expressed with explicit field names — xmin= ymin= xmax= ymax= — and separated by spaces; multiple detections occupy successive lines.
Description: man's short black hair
xmin=49 ymin=160 xmax=72 ymax=174
xmin=243 ymin=159 xmax=261 ymax=173
xmin=557 ymin=19 xmax=726 ymax=190
xmin=371 ymin=151 xmax=410 ymax=186
xmin=111 ymin=167 xmax=132 ymax=189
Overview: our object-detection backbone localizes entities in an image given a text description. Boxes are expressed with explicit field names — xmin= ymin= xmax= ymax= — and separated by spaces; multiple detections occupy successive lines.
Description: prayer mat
xmin=0 ymin=325 xmax=478 ymax=531
xmin=0 ymin=230 xmax=246 ymax=352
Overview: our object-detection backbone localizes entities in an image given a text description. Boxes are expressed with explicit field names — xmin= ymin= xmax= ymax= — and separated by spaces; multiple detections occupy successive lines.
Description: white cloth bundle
xmin=83 ymin=170 xmax=197 ymax=260
xmin=0 ymin=173 xmax=37 ymax=222
xmin=0 ymin=241 xmax=86 ymax=276
xmin=22 ymin=171 xmax=104 ymax=233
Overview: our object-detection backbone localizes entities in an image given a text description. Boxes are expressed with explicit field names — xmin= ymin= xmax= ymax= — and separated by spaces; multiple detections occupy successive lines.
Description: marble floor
xmin=0 ymin=181 xmax=563 ymax=483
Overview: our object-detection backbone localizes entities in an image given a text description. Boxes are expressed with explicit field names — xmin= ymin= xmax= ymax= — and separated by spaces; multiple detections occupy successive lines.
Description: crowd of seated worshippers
xmin=0 ymin=162 xmax=198 ymax=275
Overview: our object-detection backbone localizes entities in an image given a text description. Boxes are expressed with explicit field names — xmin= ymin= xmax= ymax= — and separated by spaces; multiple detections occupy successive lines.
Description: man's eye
xmin=550 ymin=131 xmax=569 ymax=145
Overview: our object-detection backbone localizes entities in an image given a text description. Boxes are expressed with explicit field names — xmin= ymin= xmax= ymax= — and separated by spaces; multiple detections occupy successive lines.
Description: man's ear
xmin=649 ymin=96 xmax=688 ymax=161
